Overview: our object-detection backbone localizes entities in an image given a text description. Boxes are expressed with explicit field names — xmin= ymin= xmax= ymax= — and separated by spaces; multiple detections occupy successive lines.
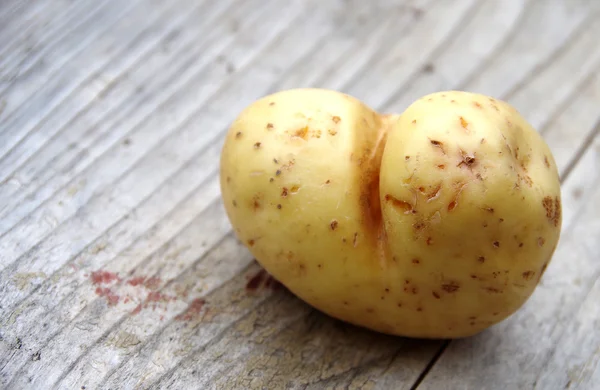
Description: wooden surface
xmin=1 ymin=0 xmax=599 ymax=388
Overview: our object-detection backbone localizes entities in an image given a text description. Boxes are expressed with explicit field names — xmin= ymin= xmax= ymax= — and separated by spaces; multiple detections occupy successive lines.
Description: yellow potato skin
xmin=219 ymin=88 xmax=562 ymax=338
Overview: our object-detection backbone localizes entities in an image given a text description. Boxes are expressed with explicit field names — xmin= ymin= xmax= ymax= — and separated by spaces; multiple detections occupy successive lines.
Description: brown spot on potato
xmin=281 ymin=160 xmax=295 ymax=171
xmin=226 ymin=176 xmax=231 ymax=183
xmin=269 ymin=102 xmax=275 ymax=106
xmin=235 ymin=131 xmax=242 ymax=138
xmin=252 ymin=195 xmax=262 ymax=211
xmin=459 ymin=116 xmax=469 ymax=130
xmin=477 ymin=256 xmax=485 ymax=263
xmin=417 ymin=307 xmax=423 ymax=312
xmin=553 ymin=197 xmax=561 ymax=227
xmin=441 ymin=282 xmax=460 ymax=293
xmin=426 ymin=185 xmax=442 ymax=202
xmin=412 ymin=119 xmax=417 ymax=124
xmin=276 ymin=169 xmax=281 ymax=176
xmin=269 ymin=178 xmax=274 ymax=182
xmin=273 ymin=158 xmax=279 ymax=164
xmin=522 ymin=271 xmax=535 ymax=280
xmin=405 ymin=156 xmax=410 ymax=160
xmin=483 ymin=207 xmax=494 ymax=213
xmin=254 ymin=142 xmax=261 ymax=149
xmin=353 ymin=232 xmax=358 ymax=247
xmin=493 ymin=241 xmax=500 ymax=248
xmin=413 ymin=220 xmax=426 ymax=232
xmin=281 ymin=187 xmax=288 ymax=197
xmin=290 ymin=185 xmax=300 ymax=194
xmin=266 ymin=123 xmax=274 ymax=130
xmin=484 ymin=287 xmax=502 ymax=293
xmin=544 ymin=155 xmax=550 ymax=168
xmin=366 ymin=308 xmax=374 ymax=313
xmin=470 ymin=274 xmax=477 ymax=279
xmin=432 ymin=292 xmax=441 ymax=299
xmin=457 ymin=151 xmax=476 ymax=169
xmin=330 ymin=220 xmax=338 ymax=230
xmin=499 ymin=218 xmax=504 ymax=223
xmin=385 ymin=194 xmax=414 ymax=214
xmin=430 ymin=139 xmax=446 ymax=154
xmin=538 ymin=237 xmax=545 ymax=247
xmin=247 ymin=239 xmax=255 ymax=247
xmin=412 ymin=258 xmax=420 ymax=264
xmin=332 ymin=116 xmax=341 ymax=124
xmin=328 ymin=129 xmax=338 ymax=136
xmin=232 ymin=200 xmax=237 ymax=207
xmin=426 ymin=237 xmax=434 ymax=245
xmin=447 ymin=181 xmax=467 ymax=212
xmin=542 ymin=196 xmax=561 ymax=226
xmin=473 ymin=102 xmax=483 ymax=109
xmin=397 ymin=302 xmax=403 ymax=308
xmin=448 ymin=201 xmax=457 ymax=212
xmin=294 ymin=127 xmax=309 ymax=140
xmin=277 ymin=204 xmax=282 ymax=209
xmin=437 ymin=164 xmax=445 ymax=169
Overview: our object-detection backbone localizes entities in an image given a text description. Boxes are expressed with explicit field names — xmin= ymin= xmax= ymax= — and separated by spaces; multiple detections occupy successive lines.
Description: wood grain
xmin=0 ymin=0 xmax=599 ymax=389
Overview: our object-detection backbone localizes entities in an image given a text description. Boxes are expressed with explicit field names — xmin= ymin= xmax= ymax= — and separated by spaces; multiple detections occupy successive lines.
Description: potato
xmin=219 ymin=88 xmax=562 ymax=338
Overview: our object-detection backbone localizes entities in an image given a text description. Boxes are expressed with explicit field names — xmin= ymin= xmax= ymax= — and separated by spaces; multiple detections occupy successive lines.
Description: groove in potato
xmin=219 ymin=88 xmax=562 ymax=338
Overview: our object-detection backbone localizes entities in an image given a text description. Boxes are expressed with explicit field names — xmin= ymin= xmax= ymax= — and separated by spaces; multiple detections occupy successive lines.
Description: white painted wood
xmin=0 ymin=0 xmax=228 ymax=230
xmin=1 ymin=0 xmax=599 ymax=389
xmin=534 ymin=261 xmax=600 ymax=390
xmin=0 ymin=0 xmax=287 ymax=268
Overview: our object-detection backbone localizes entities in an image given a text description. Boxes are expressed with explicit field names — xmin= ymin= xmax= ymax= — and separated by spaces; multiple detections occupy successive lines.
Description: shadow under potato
xmin=212 ymin=267 xmax=453 ymax=389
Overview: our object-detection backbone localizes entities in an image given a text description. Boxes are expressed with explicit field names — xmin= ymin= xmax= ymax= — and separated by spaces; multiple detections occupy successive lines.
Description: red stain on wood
xmin=90 ymin=270 xmax=119 ymax=285
xmin=143 ymin=277 xmax=161 ymax=290
xmin=132 ymin=304 xmax=142 ymax=315
xmin=246 ymin=269 xmax=266 ymax=290
xmin=95 ymin=287 xmax=119 ymax=305
xmin=127 ymin=277 xmax=146 ymax=286
xmin=175 ymin=298 xmax=206 ymax=321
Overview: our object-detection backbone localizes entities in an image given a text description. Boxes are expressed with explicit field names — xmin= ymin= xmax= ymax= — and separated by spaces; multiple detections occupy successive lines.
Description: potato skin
xmin=220 ymin=88 xmax=562 ymax=338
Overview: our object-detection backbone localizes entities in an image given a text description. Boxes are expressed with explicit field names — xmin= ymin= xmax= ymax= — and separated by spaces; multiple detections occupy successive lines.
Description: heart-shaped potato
xmin=219 ymin=88 xmax=561 ymax=338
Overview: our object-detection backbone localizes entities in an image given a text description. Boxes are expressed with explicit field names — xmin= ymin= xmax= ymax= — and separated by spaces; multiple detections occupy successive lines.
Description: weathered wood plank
xmin=0 ymin=0 xmax=129 ymax=133
xmin=0 ymin=0 xmax=54 ymax=53
xmin=0 ymin=0 xmax=169 ymax=175
xmin=0 ymin=0 xmax=282 ymax=268
xmin=534 ymin=261 xmax=600 ymax=390
xmin=0 ymin=0 xmax=110 ymax=63
xmin=383 ymin=0 xmax=531 ymax=113
xmin=339 ymin=0 xmax=482 ymax=106
xmin=1 ymin=0 xmax=599 ymax=389
xmin=0 ymin=0 xmax=228 ymax=232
